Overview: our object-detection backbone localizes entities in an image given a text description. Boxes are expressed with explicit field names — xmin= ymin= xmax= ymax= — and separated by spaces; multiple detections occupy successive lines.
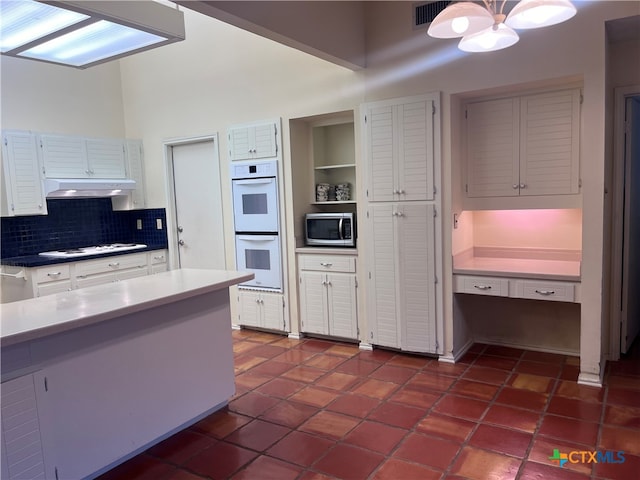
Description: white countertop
xmin=452 ymin=247 xmax=581 ymax=281
xmin=0 ymin=269 xmax=253 ymax=347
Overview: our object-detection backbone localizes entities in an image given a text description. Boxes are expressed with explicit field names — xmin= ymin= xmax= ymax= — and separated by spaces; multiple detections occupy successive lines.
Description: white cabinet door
xmin=1 ymin=131 xmax=47 ymax=216
xmin=368 ymin=203 xmax=438 ymax=353
xmin=237 ymin=290 xmax=285 ymax=331
xmin=126 ymin=139 xmax=146 ymax=208
xmin=465 ymin=98 xmax=520 ymax=198
xmin=365 ymin=96 xmax=436 ymax=203
xmin=299 ymin=271 xmax=329 ymax=335
xmin=85 ymin=138 xmax=126 ymax=178
xmin=519 ymin=89 xmax=581 ymax=196
xmin=326 ymin=273 xmax=358 ymax=339
xmin=40 ymin=134 xmax=87 ymax=178
xmin=229 ymin=123 xmax=278 ymax=161
xmin=368 ymin=204 xmax=399 ymax=348
xmin=1 ymin=374 xmax=47 ymax=480
xmin=465 ymin=88 xmax=581 ymax=198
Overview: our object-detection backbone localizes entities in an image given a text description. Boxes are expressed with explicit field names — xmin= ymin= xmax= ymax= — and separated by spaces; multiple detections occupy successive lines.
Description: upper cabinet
xmin=228 ymin=121 xmax=278 ymax=161
xmin=364 ymin=95 xmax=436 ymax=202
xmin=112 ymin=139 xmax=147 ymax=211
xmin=41 ymin=134 xmax=126 ymax=179
xmin=464 ymin=88 xmax=581 ymax=206
xmin=1 ymin=130 xmax=47 ymax=216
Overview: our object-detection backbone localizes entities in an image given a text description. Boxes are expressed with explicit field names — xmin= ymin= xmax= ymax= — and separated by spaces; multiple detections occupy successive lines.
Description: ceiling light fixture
xmin=427 ymin=0 xmax=577 ymax=52
xmin=0 ymin=0 xmax=185 ymax=69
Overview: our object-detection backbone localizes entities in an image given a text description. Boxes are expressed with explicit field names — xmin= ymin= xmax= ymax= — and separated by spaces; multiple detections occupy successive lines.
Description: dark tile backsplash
xmin=1 ymin=198 xmax=168 ymax=258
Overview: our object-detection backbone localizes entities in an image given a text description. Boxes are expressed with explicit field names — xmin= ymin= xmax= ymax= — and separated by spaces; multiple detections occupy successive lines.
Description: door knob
xmin=178 ymin=239 xmax=185 ymax=246
xmin=177 ymin=226 xmax=184 ymax=233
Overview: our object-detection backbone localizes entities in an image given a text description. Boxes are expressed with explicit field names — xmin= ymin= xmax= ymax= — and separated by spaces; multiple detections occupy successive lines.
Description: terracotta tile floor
xmin=98 ymin=330 xmax=640 ymax=480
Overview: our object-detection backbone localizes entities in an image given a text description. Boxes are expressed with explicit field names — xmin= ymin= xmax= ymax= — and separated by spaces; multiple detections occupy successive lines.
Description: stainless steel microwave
xmin=305 ymin=213 xmax=355 ymax=247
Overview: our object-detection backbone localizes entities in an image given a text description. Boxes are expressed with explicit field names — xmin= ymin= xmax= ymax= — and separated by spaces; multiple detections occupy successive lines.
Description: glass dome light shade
xmin=459 ymin=23 xmax=520 ymax=52
xmin=506 ymin=0 xmax=577 ymax=29
xmin=427 ymin=2 xmax=495 ymax=39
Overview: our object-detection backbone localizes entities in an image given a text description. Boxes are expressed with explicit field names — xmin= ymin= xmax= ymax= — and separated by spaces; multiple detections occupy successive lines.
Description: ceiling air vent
xmin=413 ymin=1 xmax=452 ymax=29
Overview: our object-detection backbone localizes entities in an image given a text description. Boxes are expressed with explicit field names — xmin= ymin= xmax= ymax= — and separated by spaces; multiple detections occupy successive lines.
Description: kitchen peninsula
xmin=1 ymin=268 xmax=253 ymax=480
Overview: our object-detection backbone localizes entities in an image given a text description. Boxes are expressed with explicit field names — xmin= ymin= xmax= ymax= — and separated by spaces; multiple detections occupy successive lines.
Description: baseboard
xmin=439 ymin=337 xmax=474 ymax=364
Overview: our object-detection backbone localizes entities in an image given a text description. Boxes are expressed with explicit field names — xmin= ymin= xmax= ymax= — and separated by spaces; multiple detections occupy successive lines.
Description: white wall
xmin=0 ymin=56 xmax=125 ymax=137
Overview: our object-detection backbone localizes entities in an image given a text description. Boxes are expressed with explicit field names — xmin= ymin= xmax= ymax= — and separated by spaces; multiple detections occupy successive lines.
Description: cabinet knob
xmin=512 ymin=184 xmax=519 ymax=189
xmin=519 ymin=183 xmax=526 ymax=189
xmin=38 ymin=204 xmax=43 ymax=209
xmin=398 ymin=189 xmax=405 ymax=194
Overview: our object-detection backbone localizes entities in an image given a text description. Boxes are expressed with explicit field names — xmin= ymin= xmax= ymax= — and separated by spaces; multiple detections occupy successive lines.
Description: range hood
xmin=44 ymin=178 xmax=136 ymax=198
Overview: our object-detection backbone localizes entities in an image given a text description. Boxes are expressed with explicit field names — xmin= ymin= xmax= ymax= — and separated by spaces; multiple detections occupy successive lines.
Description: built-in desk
xmin=453 ymin=247 xmax=581 ymax=303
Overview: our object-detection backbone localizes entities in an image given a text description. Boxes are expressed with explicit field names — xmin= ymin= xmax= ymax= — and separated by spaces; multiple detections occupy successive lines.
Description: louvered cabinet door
xmin=368 ymin=204 xmax=399 ymax=348
xmin=86 ymin=138 xmax=126 ymax=178
xmin=40 ymin=134 xmax=87 ymax=178
xmin=366 ymin=105 xmax=396 ymax=202
xmin=396 ymin=203 xmax=437 ymax=354
xmin=237 ymin=290 xmax=261 ymax=327
xmin=299 ymin=271 xmax=329 ymax=335
xmin=260 ymin=292 xmax=285 ymax=332
xmin=327 ymin=273 xmax=358 ymax=339
xmin=2 ymin=131 xmax=47 ymax=216
xmin=397 ymin=100 xmax=434 ymax=201
xmin=252 ymin=123 xmax=277 ymax=159
xmin=466 ymin=98 xmax=520 ymax=197
xmin=519 ymin=89 xmax=580 ymax=196
xmin=125 ymin=139 xmax=146 ymax=208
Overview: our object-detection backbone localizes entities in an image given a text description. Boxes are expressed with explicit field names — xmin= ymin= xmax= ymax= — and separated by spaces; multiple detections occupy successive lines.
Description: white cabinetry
xmin=0 ymin=250 xmax=168 ymax=303
xmin=1 ymin=131 xmax=47 ymax=217
xmin=1 ymin=374 xmax=46 ymax=480
xmin=237 ymin=289 xmax=286 ymax=331
xmin=453 ymin=274 xmax=579 ymax=303
xmin=298 ymin=253 xmax=358 ymax=339
xmin=75 ymin=252 xmax=149 ymax=288
xmin=368 ymin=203 xmax=438 ymax=353
xmin=365 ymin=96 xmax=435 ymax=202
xmin=465 ymin=88 xmax=581 ymax=199
xmin=228 ymin=122 xmax=278 ymax=161
xmin=40 ymin=134 xmax=126 ymax=179
xmin=113 ymin=139 xmax=146 ymax=210
xmin=363 ymin=93 xmax=441 ymax=355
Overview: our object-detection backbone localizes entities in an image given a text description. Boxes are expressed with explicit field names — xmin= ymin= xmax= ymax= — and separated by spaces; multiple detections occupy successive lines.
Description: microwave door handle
xmin=338 ymin=218 xmax=344 ymax=240
xmin=233 ymin=178 xmax=274 ymax=185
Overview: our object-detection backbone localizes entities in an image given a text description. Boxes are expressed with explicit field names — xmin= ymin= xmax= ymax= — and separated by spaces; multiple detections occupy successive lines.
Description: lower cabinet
xmin=237 ymin=289 xmax=286 ymax=332
xmin=367 ymin=203 xmax=438 ymax=354
xmin=0 ymin=250 xmax=168 ymax=303
xmin=298 ymin=253 xmax=358 ymax=340
xmin=1 ymin=374 xmax=46 ymax=480
xmin=453 ymin=274 xmax=580 ymax=303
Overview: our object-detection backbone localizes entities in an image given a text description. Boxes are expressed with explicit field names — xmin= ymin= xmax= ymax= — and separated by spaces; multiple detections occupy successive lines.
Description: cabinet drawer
xmin=514 ymin=280 xmax=576 ymax=302
xmin=36 ymin=264 xmax=71 ymax=283
xmin=37 ymin=281 xmax=72 ymax=296
xmin=76 ymin=253 xmax=147 ymax=277
xmin=298 ymin=254 xmax=356 ymax=273
xmin=454 ymin=275 xmax=510 ymax=297
xmin=149 ymin=251 xmax=167 ymax=265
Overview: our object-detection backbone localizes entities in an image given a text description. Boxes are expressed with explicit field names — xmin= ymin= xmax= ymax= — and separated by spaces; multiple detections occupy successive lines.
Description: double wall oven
xmin=231 ymin=160 xmax=282 ymax=290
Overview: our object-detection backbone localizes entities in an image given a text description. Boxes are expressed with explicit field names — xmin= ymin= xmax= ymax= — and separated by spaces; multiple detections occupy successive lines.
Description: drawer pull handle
xmin=473 ymin=285 xmax=492 ymax=290
xmin=320 ymin=262 xmax=333 ymax=267
xmin=153 ymin=255 xmax=165 ymax=260
xmin=47 ymin=272 xmax=62 ymax=277
xmin=535 ymin=289 xmax=555 ymax=296
xmin=108 ymin=262 xmax=120 ymax=267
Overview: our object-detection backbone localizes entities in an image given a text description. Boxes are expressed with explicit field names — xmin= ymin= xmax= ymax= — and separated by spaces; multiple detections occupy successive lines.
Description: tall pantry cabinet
xmin=362 ymin=93 xmax=443 ymax=354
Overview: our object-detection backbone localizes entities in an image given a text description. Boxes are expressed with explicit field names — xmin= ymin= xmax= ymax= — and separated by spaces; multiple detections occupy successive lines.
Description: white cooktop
xmin=39 ymin=243 xmax=147 ymax=258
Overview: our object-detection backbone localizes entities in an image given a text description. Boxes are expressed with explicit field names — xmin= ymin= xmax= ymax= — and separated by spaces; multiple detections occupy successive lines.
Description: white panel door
xmin=40 ymin=134 xmax=87 ymax=178
xmin=519 ymin=89 xmax=581 ymax=196
xmin=366 ymin=105 xmax=395 ymax=202
xmin=397 ymin=203 xmax=437 ymax=353
xmin=171 ymin=139 xmax=226 ymax=269
xmin=368 ymin=204 xmax=399 ymax=348
xmin=327 ymin=273 xmax=358 ymax=339
xmin=398 ymin=100 xmax=434 ymax=201
xmin=466 ymin=98 xmax=520 ymax=197
xmin=85 ymin=138 xmax=126 ymax=178
xmin=299 ymin=271 xmax=329 ymax=335
xmin=2 ymin=131 xmax=47 ymax=216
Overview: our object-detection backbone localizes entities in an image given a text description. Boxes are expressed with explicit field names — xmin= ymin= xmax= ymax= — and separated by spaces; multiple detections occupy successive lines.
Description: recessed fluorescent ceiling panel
xmin=0 ymin=0 xmax=185 ymax=69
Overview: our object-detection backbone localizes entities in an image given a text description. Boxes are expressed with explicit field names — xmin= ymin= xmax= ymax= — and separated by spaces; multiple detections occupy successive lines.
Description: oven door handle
xmin=233 ymin=178 xmax=274 ymax=185
xmin=237 ymin=235 xmax=277 ymax=242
